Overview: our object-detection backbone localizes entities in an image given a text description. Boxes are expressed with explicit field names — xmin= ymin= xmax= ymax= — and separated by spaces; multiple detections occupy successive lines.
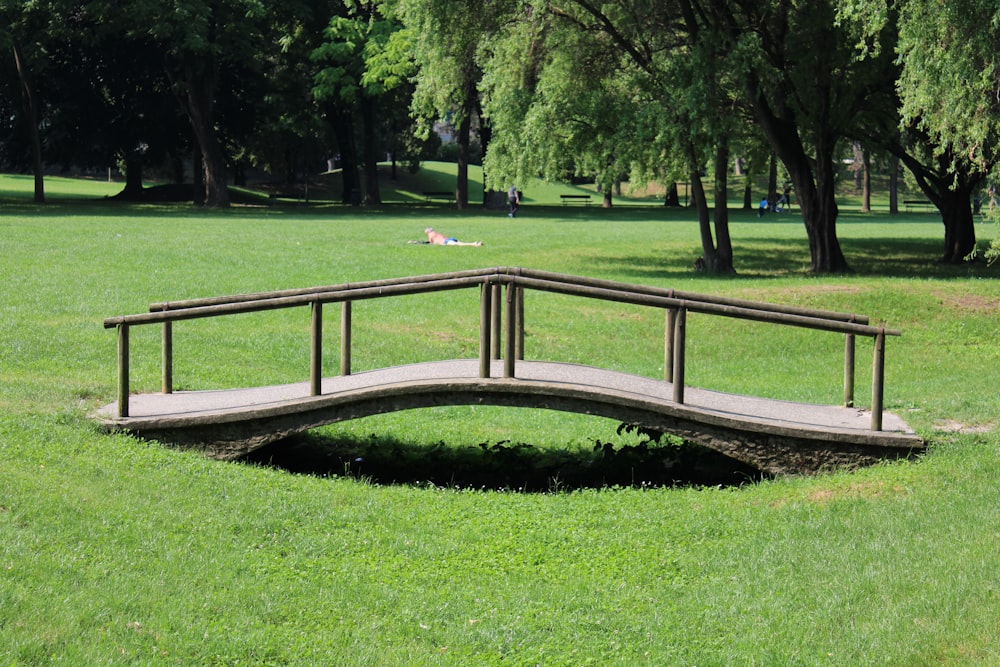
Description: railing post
xmin=515 ymin=285 xmax=525 ymax=360
xmin=664 ymin=308 xmax=676 ymax=382
xmin=340 ymin=300 xmax=352 ymax=376
xmin=491 ymin=284 xmax=502 ymax=360
xmin=162 ymin=321 xmax=173 ymax=395
xmin=871 ymin=329 xmax=885 ymax=431
xmin=843 ymin=333 xmax=856 ymax=407
xmin=310 ymin=301 xmax=323 ymax=396
xmin=117 ymin=323 xmax=130 ymax=418
xmin=672 ymin=306 xmax=686 ymax=404
xmin=504 ymin=283 xmax=516 ymax=377
xmin=479 ymin=282 xmax=492 ymax=378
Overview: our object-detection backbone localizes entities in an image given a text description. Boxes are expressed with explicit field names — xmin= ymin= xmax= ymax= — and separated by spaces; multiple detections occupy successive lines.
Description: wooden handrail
xmin=106 ymin=267 xmax=899 ymax=431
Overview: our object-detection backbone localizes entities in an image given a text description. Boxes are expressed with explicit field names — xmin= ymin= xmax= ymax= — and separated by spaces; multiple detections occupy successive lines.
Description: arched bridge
xmin=97 ymin=268 xmax=924 ymax=476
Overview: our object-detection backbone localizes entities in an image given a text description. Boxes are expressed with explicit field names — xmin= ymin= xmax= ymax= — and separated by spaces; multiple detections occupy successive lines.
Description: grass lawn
xmin=1 ymin=172 xmax=998 ymax=665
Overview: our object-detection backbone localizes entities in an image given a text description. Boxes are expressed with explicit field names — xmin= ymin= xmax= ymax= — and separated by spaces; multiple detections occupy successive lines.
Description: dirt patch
xmin=932 ymin=420 xmax=994 ymax=434
xmin=932 ymin=291 xmax=1000 ymax=314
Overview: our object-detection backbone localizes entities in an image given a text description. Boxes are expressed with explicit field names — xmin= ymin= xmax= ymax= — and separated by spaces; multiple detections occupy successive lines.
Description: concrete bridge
xmin=97 ymin=268 xmax=924 ymax=476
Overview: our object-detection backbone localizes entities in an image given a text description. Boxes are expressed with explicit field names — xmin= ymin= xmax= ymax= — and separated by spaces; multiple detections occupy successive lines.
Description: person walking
xmin=507 ymin=185 xmax=520 ymax=218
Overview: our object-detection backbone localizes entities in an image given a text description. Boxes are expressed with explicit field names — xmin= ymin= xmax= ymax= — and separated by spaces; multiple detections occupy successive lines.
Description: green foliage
xmin=895 ymin=0 xmax=1000 ymax=170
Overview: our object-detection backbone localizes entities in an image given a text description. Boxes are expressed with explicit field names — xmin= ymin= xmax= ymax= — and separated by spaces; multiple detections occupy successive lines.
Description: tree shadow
xmin=595 ymin=236 xmax=995 ymax=281
xmin=240 ymin=427 xmax=765 ymax=492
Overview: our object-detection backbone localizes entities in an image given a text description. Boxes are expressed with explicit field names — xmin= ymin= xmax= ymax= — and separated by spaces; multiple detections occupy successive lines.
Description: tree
xmin=313 ymin=1 xmax=411 ymax=206
xmin=838 ymin=0 xmax=995 ymax=263
xmin=481 ymin=0 xmax=738 ymax=272
xmin=0 ymin=0 xmax=67 ymax=202
xmin=388 ymin=0 xmax=506 ymax=209
xmin=694 ymin=0 xmax=894 ymax=273
xmin=892 ymin=0 xmax=1000 ymax=262
xmin=81 ymin=0 xmax=277 ymax=208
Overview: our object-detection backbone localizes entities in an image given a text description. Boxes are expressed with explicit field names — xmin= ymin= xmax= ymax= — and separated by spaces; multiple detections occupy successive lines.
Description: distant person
xmin=421 ymin=227 xmax=483 ymax=246
xmin=758 ymin=197 xmax=769 ymax=218
xmin=507 ymin=185 xmax=520 ymax=218
xmin=775 ymin=185 xmax=791 ymax=212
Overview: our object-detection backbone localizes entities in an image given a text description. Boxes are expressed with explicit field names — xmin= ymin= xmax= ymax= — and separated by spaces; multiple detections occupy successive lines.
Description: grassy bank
xmin=1 ymin=175 xmax=998 ymax=665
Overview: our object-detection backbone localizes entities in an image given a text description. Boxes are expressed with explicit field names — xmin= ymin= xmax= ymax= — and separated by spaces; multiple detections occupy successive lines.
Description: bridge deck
xmin=97 ymin=360 xmax=922 ymax=474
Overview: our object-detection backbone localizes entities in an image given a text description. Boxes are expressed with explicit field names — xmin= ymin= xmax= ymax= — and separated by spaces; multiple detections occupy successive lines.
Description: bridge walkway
xmin=97 ymin=359 xmax=922 ymax=475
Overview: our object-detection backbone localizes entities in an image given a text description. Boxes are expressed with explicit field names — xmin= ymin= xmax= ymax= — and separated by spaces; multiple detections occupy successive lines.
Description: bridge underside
xmin=96 ymin=360 xmax=924 ymax=476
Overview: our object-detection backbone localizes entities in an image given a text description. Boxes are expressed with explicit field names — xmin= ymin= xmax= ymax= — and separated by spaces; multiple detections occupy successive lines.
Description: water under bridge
xmin=96 ymin=267 xmax=924 ymax=476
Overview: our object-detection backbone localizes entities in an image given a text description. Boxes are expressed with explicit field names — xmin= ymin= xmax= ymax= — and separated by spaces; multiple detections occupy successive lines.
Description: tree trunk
xmin=477 ymin=102 xmax=493 ymax=206
xmin=937 ymin=188 xmax=977 ymax=263
xmin=690 ymin=167 xmax=713 ymax=265
xmin=711 ymin=143 xmax=735 ymax=273
xmin=767 ymin=153 xmax=778 ymax=205
xmin=888 ymin=154 xmax=899 ymax=214
xmin=456 ymin=106 xmax=471 ymax=210
xmin=361 ymin=96 xmax=381 ymax=206
xmin=895 ymin=144 xmax=981 ymax=263
xmin=12 ymin=43 xmax=44 ymax=204
xmin=760 ymin=110 xmax=849 ymax=272
xmin=455 ymin=81 xmax=478 ymax=210
xmin=329 ymin=104 xmax=359 ymax=205
xmin=664 ymin=182 xmax=680 ymax=207
xmin=861 ymin=149 xmax=871 ymax=213
xmin=183 ymin=54 xmax=229 ymax=208
xmin=687 ymin=142 xmax=733 ymax=274
xmin=121 ymin=151 xmax=144 ymax=198
xmin=192 ymin=146 xmax=204 ymax=206
xmin=797 ymin=133 xmax=848 ymax=273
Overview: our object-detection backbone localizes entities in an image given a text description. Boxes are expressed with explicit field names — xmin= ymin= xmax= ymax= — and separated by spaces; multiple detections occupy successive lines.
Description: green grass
xmin=1 ymin=174 xmax=999 ymax=665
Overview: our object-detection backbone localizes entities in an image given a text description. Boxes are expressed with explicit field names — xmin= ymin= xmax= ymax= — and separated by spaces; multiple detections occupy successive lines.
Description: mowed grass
xmin=1 ymin=174 xmax=999 ymax=665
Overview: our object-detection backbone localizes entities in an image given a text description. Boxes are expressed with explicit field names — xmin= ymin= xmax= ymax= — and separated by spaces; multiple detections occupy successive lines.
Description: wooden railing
xmin=104 ymin=267 xmax=899 ymax=430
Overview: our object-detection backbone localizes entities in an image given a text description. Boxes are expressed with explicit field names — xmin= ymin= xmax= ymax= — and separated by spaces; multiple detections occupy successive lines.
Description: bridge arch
xmin=97 ymin=268 xmax=923 ymax=475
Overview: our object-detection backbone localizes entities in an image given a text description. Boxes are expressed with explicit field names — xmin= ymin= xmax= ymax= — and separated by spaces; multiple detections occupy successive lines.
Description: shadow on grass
xmin=240 ymin=428 xmax=765 ymax=492
xmin=596 ymin=236 xmax=994 ymax=281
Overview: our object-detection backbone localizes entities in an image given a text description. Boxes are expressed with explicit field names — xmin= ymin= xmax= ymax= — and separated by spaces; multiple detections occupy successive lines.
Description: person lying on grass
xmin=412 ymin=227 xmax=483 ymax=246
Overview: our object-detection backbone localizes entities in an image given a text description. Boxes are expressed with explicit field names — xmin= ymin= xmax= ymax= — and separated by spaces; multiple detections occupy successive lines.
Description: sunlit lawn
xmin=1 ymin=173 xmax=998 ymax=665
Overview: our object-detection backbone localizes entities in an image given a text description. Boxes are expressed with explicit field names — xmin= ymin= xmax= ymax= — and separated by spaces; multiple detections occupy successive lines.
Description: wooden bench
xmin=904 ymin=199 xmax=935 ymax=212
xmin=423 ymin=191 xmax=455 ymax=203
xmin=561 ymin=194 xmax=592 ymax=206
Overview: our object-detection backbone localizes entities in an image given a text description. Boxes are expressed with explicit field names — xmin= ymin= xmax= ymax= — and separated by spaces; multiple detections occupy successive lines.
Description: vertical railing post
xmin=843 ymin=333 xmax=856 ymax=407
xmin=871 ymin=329 xmax=886 ymax=431
xmin=504 ymin=283 xmax=516 ymax=378
xmin=664 ymin=308 xmax=676 ymax=382
xmin=479 ymin=281 xmax=492 ymax=378
xmin=162 ymin=321 xmax=173 ymax=395
xmin=117 ymin=323 xmax=130 ymax=418
xmin=515 ymin=285 xmax=525 ymax=360
xmin=310 ymin=301 xmax=323 ymax=396
xmin=672 ymin=306 xmax=686 ymax=404
xmin=340 ymin=300 xmax=352 ymax=376
xmin=491 ymin=284 xmax=502 ymax=360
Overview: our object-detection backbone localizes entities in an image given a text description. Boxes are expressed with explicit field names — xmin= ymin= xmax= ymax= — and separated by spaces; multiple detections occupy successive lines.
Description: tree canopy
xmin=0 ymin=0 xmax=996 ymax=269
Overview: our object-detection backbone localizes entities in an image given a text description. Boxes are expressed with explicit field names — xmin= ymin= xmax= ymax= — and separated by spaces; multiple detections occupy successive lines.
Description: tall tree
xmin=313 ymin=0 xmax=409 ymax=205
xmin=0 ymin=0 xmax=66 ymax=202
xmin=84 ymin=0 xmax=277 ymax=207
xmin=839 ymin=0 xmax=995 ymax=263
xmin=892 ymin=0 xmax=998 ymax=262
xmin=694 ymin=0 xmax=892 ymax=273
xmin=388 ymin=0 xmax=506 ymax=209
xmin=482 ymin=0 xmax=738 ymax=272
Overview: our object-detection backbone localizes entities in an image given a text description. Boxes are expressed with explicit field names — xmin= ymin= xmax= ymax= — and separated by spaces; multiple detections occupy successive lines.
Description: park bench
xmin=423 ymin=191 xmax=455 ymax=203
xmin=904 ymin=199 xmax=935 ymax=212
xmin=560 ymin=194 xmax=592 ymax=206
